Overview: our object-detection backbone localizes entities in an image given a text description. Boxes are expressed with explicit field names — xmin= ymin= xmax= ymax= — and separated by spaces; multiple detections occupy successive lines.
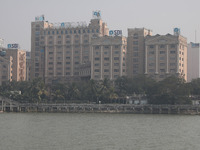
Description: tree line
xmin=0 ymin=75 xmax=200 ymax=105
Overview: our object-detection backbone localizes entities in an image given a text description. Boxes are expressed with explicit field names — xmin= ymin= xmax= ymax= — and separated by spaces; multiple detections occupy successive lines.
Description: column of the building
xmin=53 ymin=36 xmax=57 ymax=77
xmin=91 ymin=46 xmax=94 ymax=79
xmin=110 ymin=45 xmax=113 ymax=80
xmin=120 ymin=45 xmax=123 ymax=76
xmin=80 ymin=34 xmax=83 ymax=64
xmin=62 ymin=34 xmax=65 ymax=77
xmin=177 ymin=44 xmax=179 ymax=73
xmin=100 ymin=46 xmax=103 ymax=80
xmin=145 ymin=45 xmax=148 ymax=74
xmin=71 ymin=35 xmax=74 ymax=76
xmin=166 ymin=45 xmax=169 ymax=73
xmin=155 ymin=45 xmax=158 ymax=74
xmin=45 ymin=36 xmax=48 ymax=78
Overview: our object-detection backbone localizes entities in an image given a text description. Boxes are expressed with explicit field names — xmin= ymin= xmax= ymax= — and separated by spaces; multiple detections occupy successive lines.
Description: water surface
xmin=0 ymin=113 xmax=199 ymax=150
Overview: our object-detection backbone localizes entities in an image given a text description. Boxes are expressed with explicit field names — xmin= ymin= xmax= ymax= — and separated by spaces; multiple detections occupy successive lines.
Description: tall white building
xmin=187 ymin=42 xmax=200 ymax=82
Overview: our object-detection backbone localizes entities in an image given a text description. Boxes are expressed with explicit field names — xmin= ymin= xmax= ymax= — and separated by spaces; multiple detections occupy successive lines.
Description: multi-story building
xmin=31 ymin=12 xmax=109 ymax=84
xmin=3 ymin=48 xmax=26 ymax=81
xmin=127 ymin=28 xmax=152 ymax=77
xmin=144 ymin=30 xmax=187 ymax=81
xmin=187 ymin=42 xmax=200 ymax=82
xmin=0 ymin=50 xmax=12 ymax=85
xmin=91 ymin=36 xmax=127 ymax=80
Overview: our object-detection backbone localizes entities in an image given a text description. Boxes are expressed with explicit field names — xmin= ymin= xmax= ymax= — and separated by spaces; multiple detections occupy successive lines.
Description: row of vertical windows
xmin=45 ymin=29 xmax=99 ymax=35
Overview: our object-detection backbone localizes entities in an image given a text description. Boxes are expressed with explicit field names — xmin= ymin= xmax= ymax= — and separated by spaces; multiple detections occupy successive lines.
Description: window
xmin=115 ymin=51 xmax=119 ymax=54
xmin=170 ymin=57 xmax=176 ymax=60
xmin=66 ymin=62 xmax=70 ymax=64
xmin=95 ymin=69 xmax=100 ymax=72
xmin=49 ymin=52 xmax=53 ymax=54
xmin=170 ymin=51 xmax=176 ymax=54
xmin=114 ymin=69 xmax=119 ymax=72
xmin=149 ymin=69 xmax=154 ymax=72
xmin=160 ymin=57 xmax=165 ymax=60
xmin=66 ymin=35 xmax=70 ymax=38
xmin=75 ymin=62 xmax=79 ymax=65
xmin=133 ymin=34 xmax=138 ymax=39
xmin=66 ymin=57 xmax=70 ymax=59
xmin=114 ymin=63 xmax=119 ymax=66
xmin=104 ymin=46 xmax=109 ymax=49
xmin=57 ymin=62 xmax=62 ymax=65
xmin=170 ymin=44 xmax=176 ymax=48
xmin=104 ymin=63 xmax=109 ymax=66
xmin=148 ymin=56 xmax=154 ymax=61
xmin=115 ymin=45 xmax=119 ymax=49
xmin=95 ymin=63 xmax=99 ymax=66
xmin=114 ymin=57 xmax=119 ymax=60
xmin=133 ymin=64 xmax=139 ymax=68
xmin=170 ymin=63 xmax=176 ymax=66
xmin=149 ymin=45 xmax=154 ymax=49
xmin=95 ymin=57 xmax=100 ymax=61
xmin=104 ymin=57 xmax=109 ymax=61
xmin=133 ymin=41 xmax=138 ymax=45
xmin=160 ymin=63 xmax=165 ymax=66
xmin=95 ymin=46 xmax=99 ymax=49
xmin=160 ymin=51 xmax=165 ymax=54
xmin=149 ymin=51 xmax=154 ymax=55
xmin=133 ymin=52 xmax=138 ymax=56
xmin=149 ymin=63 xmax=154 ymax=66
xmin=104 ymin=69 xmax=109 ymax=72
xmin=57 ymin=52 xmax=62 ymax=55
xmin=49 ymin=62 xmax=53 ymax=65
xmin=160 ymin=45 xmax=165 ymax=48
xmin=133 ymin=47 xmax=138 ymax=51
xmin=133 ymin=58 xmax=138 ymax=62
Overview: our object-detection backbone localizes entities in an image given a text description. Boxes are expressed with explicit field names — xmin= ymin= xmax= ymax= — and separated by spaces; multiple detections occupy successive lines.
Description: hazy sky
xmin=1 ymin=0 xmax=200 ymax=51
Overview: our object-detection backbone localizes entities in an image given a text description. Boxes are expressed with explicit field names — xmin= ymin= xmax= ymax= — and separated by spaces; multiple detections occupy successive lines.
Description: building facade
xmin=145 ymin=33 xmax=187 ymax=81
xmin=0 ymin=49 xmax=12 ymax=85
xmin=127 ymin=28 xmax=152 ymax=77
xmin=187 ymin=42 xmax=200 ymax=82
xmin=31 ymin=13 xmax=109 ymax=84
xmin=91 ymin=36 xmax=127 ymax=80
xmin=3 ymin=48 xmax=26 ymax=81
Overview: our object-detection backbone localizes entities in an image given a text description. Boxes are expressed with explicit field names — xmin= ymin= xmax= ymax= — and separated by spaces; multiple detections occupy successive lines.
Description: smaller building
xmin=145 ymin=30 xmax=187 ymax=81
xmin=187 ymin=42 xmax=200 ymax=82
xmin=3 ymin=48 xmax=26 ymax=81
xmin=0 ymin=51 xmax=12 ymax=85
xmin=91 ymin=36 xmax=127 ymax=80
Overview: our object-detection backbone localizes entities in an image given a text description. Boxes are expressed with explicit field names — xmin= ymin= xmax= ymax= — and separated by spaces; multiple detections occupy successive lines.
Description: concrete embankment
xmin=1 ymin=103 xmax=200 ymax=115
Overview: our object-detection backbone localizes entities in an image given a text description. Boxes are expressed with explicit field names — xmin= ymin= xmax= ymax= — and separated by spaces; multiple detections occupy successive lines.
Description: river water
xmin=0 ymin=113 xmax=200 ymax=150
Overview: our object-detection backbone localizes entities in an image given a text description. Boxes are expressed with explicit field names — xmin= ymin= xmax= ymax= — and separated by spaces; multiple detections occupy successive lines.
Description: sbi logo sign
xmin=109 ymin=30 xmax=122 ymax=36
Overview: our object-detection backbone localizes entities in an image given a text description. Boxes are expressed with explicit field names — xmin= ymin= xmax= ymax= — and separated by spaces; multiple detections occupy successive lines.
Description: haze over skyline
xmin=1 ymin=0 xmax=200 ymax=51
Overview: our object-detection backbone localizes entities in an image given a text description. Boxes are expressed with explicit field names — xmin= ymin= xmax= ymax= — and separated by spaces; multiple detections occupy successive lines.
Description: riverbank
xmin=1 ymin=103 xmax=200 ymax=115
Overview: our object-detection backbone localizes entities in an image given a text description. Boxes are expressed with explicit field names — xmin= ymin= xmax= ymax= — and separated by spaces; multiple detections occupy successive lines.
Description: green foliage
xmin=0 ymin=75 xmax=198 ymax=105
